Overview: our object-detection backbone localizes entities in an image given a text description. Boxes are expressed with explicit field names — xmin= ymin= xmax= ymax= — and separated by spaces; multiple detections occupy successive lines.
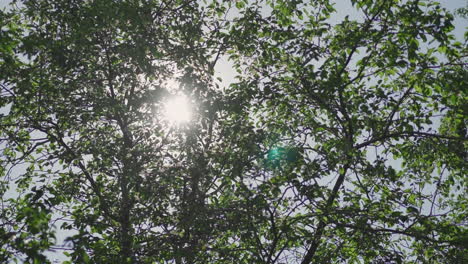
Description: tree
xmin=0 ymin=0 xmax=466 ymax=263
xmin=222 ymin=0 xmax=467 ymax=263
xmin=1 ymin=0 xmax=234 ymax=262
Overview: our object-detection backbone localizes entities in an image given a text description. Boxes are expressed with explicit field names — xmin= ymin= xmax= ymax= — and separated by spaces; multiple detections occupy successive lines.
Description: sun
xmin=162 ymin=94 xmax=192 ymax=125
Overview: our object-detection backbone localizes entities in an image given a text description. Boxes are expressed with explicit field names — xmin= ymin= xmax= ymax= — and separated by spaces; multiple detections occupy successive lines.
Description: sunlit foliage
xmin=0 ymin=0 xmax=466 ymax=263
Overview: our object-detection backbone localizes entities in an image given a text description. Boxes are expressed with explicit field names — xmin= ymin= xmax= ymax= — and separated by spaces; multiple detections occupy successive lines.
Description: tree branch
xmin=355 ymin=131 xmax=468 ymax=149
xmin=301 ymin=165 xmax=349 ymax=264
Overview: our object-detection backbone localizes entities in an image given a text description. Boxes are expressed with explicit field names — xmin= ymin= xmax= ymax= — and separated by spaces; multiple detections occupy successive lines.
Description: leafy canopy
xmin=0 ymin=0 xmax=466 ymax=263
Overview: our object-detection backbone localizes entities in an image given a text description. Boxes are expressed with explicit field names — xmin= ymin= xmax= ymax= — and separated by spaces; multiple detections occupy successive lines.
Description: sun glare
xmin=162 ymin=95 xmax=192 ymax=125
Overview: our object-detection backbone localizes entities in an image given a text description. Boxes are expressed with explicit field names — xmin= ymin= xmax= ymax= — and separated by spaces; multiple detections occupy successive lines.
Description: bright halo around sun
xmin=162 ymin=94 xmax=192 ymax=125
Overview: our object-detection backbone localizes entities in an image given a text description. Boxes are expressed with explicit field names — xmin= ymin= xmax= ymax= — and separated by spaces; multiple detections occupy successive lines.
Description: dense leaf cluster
xmin=0 ymin=0 xmax=466 ymax=263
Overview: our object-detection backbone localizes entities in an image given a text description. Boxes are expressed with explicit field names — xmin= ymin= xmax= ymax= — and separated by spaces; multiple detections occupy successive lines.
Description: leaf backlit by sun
xmin=162 ymin=95 xmax=192 ymax=125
